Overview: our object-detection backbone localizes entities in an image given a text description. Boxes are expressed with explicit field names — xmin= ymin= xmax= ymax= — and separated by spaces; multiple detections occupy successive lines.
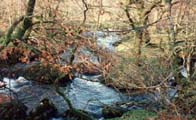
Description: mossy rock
xmin=108 ymin=110 xmax=157 ymax=120
xmin=0 ymin=101 xmax=27 ymax=120
xmin=103 ymin=106 xmax=128 ymax=119
xmin=64 ymin=109 xmax=94 ymax=120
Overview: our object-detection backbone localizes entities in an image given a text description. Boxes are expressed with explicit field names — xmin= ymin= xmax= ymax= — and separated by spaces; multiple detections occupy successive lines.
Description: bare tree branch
xmin=124 ymin=6 xmax=135 ymax=29
xmin=81 ymin=0 xmax=88 ymax=25
xmin=103 ymin=11 xmax=165 ymax=33
xmin=143 ymin=0 xmax=162 ymax=20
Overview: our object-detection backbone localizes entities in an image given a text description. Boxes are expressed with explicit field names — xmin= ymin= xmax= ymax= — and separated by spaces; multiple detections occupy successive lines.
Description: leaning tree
xmin=1 ymin=0 xmax=36 ymax=46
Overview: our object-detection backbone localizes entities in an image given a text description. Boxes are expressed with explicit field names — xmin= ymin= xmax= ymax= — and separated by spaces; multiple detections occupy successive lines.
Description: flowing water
xmin=1 ymin=76 xmax=129 ymax=118
xmin=0 ymin=31 xmax=175 ymax=119
xmin=65 ymin=78 xmax=127 ymax=118
xmin=0 ymin=31 xmax=130 ymax=119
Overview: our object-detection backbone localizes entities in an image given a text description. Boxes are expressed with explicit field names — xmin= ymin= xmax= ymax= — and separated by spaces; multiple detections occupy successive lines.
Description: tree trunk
xmin=4 ymin=0 xmax=36 ymax=45
xmin=167 ymin=0 xmax=176 ymax=49
xmin=135 ymin=30 xmax=143 ymax=66
xmin=14 ymin=0 xmax=36 ymax=40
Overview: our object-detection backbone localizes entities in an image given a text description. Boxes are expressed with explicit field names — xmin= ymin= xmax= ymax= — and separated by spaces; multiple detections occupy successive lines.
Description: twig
xmin=102 ymin=13 xmax=165 ymax=33
xmin=132 ymin=73 xmax=173 ymax=90
xmin=124 ymin=6 xmax=135 ymax=29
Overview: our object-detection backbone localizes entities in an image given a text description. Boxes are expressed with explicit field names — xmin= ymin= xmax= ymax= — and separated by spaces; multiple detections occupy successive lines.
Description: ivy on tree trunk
xmin=14 ymin=0 xmax=36 ymax=40
xmin=4 ymin=0 xmax=36 ymax=45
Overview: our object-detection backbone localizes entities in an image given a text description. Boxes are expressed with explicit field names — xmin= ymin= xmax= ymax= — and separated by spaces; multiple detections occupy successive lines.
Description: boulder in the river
xmin=27 ymin=98 xmax=58 ymax=120
xmin=0 ymin=100 xmax=27 ymax=120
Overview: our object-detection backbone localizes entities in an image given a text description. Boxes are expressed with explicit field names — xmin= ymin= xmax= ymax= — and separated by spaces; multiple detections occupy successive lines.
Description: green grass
xmin=108 ymin=110 xmax=157 ymax=120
